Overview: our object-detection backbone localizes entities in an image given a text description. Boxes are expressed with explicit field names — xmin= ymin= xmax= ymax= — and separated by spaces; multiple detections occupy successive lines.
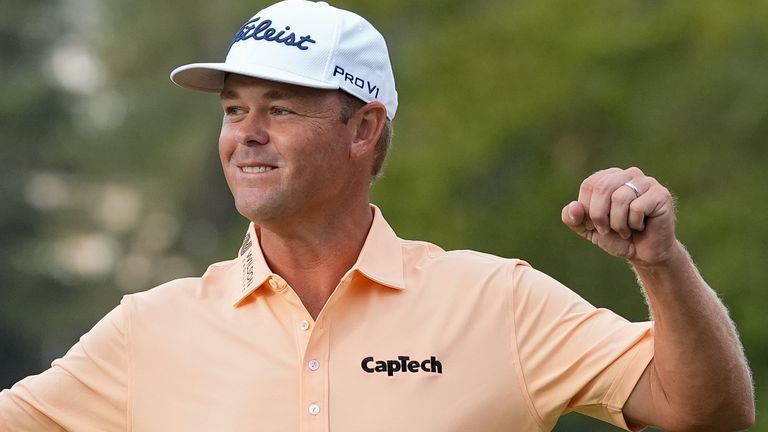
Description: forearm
xmin=632 ymin=241 xmax=754 ymax=430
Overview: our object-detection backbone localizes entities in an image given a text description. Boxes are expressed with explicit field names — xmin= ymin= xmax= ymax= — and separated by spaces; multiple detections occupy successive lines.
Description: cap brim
xmin=170 ymin=62 xmax=340 ymax=93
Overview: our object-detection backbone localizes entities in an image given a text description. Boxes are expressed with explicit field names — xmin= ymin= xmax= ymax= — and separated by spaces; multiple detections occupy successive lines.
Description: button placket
xmin=298 ymin=276 xmax=352 ymax=432
xmin=273 ymin=276 xmax=324 ymax=430
xmin=300 ymin=321 xmax=330 ymax=432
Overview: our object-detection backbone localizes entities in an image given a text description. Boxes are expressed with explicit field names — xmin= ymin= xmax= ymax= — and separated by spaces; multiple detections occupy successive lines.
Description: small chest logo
xmin=361 ymin=356 xmax=443 ymax=376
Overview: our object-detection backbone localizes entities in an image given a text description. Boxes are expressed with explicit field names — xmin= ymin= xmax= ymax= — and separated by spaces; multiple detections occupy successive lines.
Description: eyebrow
xmin=219 ymin=87 xmax=300 ymax=101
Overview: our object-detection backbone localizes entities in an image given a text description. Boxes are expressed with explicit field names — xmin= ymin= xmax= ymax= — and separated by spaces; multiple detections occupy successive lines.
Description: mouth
xmin=240 ymin=165 xmax=276 ymax=174
xmin=235 ymin=160 xmax=279 ymax=175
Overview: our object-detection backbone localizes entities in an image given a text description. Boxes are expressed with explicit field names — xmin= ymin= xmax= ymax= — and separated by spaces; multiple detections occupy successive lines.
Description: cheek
xmin=218 ymin=128 xmax=235 ymax=165
xmin=217 ymin=129 xmax=239 ymax=192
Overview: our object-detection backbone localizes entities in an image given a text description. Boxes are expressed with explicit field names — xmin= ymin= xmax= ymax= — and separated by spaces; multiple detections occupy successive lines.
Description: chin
xmin=234 ymin=196 xmax=286 ymax=224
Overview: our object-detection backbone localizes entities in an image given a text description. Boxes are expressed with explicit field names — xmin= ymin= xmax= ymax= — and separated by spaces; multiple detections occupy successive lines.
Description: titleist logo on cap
xmin=229 ymin=17 xmax=317 ymax=52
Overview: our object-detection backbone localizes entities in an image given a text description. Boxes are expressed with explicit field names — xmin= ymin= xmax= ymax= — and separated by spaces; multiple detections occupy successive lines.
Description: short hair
xmin=338 ymin=92 xmax=393 ymax=182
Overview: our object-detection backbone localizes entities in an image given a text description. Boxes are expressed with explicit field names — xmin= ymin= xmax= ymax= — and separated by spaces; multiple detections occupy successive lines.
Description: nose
xmin=235 ymin=114 xmax=270 ymax=146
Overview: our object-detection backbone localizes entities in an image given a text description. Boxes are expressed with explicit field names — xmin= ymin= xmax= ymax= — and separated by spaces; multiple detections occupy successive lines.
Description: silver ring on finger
xmin=622 ymin=181 xmax=641 ymax=198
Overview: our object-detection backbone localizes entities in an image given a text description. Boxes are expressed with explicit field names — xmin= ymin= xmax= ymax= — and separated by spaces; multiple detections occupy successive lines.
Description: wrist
xmin=630 ymin=240 xmax=690 ymax=277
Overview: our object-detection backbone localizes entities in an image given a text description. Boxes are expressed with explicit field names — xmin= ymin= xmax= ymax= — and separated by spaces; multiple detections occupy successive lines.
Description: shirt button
xmin=308 ymin=403 xmax=320 ymax=415
xmin=299 ymin=320 xmax=310 ymax=331
xmin=308 ymin=359 xmax=320 ymax=371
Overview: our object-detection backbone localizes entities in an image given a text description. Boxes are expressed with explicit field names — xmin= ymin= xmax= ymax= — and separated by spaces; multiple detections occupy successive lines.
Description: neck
xmin=257 ymin=201 xmax=374 ymax=319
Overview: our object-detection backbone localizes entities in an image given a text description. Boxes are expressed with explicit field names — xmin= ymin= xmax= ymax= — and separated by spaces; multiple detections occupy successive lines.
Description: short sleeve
xmin=508 ymin=264 xmax=653 ymax=431
xmin=0 ymin=297 xmax=131 ymax=432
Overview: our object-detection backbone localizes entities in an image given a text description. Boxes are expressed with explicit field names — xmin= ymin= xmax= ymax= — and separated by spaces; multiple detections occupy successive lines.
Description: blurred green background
xmin=1 ymin=0 xmax=765 ymax=430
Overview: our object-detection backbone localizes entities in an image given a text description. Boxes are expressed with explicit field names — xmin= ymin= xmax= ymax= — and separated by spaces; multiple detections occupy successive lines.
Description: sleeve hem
xmin=604 ymin=327 xmax=654 ymax=431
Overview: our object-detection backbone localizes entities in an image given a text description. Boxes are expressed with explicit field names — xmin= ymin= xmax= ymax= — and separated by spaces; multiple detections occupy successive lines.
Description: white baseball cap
xmin=170 ymin=0 xmax=398 ymax=119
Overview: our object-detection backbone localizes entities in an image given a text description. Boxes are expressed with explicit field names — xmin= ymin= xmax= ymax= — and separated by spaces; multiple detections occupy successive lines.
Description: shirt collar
xmin=353 ymin=204 xmax=406 ymax=291
xmin=231 ymin=223 xmax=273 ymax=306
xmin=231 ymin=204 xmax=405 ymax=307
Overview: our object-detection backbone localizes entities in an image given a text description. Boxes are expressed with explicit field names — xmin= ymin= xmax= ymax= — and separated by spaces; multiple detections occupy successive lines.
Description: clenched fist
xmin=561 ymin=167 xmax=680 ymax=267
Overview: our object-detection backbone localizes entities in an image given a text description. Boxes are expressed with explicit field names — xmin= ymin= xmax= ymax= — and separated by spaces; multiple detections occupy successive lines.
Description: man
xmin=0 ymin=0 xmax=755 ymax=431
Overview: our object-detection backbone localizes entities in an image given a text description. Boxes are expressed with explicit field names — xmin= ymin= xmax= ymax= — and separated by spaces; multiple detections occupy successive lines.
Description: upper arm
xmin=623 ymin=358 xmax=711 ymax=432
xmin=510 ymin=264 xmax=654 ymax=431
xmin=623 ymin=363 xmax=658 ymax=431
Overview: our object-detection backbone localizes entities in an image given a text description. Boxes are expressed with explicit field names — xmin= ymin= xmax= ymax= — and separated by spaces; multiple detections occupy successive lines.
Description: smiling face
xmin=218 ymin=74 xmax=361 ymax=226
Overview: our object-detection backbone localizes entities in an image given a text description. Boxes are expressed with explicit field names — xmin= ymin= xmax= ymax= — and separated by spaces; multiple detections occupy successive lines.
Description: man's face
xmin=219 ymin=74 xmax=356 ymax=224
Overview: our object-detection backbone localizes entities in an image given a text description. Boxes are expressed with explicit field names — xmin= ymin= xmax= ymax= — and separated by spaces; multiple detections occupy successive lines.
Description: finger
xmin=584 ymin=218 xmax=595 ymax=232
xmin=629 ymin=177 xmax=675 ymax=233
xmin=561 ymin=201 xmax=586 ymax=227
xmin=577 ymin=168 xmax=621 ymax=210
xmin=628 ymin=200 xmax=646 ymax=232
xmin=627 ymin=180 xmax=671 ymax=231
xmin=587 ymin=170 xmax=632 ymax=235
xmin=562 ymin=201 xmax=590 ymax=239
xmin=577 ymin=168 xmax=621 ymax=233
xmin=609 ymin=185 xmax=638 ymax=239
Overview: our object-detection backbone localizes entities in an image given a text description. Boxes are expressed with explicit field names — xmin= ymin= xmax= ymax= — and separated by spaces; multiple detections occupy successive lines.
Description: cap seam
xmin=322 ymin=8 xmax=343 ymax=84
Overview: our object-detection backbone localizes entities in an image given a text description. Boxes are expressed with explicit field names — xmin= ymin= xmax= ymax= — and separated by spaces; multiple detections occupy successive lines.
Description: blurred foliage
xmin=1 ymin=0 xmax=766 ymax=430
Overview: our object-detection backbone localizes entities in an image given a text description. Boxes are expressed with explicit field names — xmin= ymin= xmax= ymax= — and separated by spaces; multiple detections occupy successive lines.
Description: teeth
xmin=242 ymin=166 xmax=274 ymax=173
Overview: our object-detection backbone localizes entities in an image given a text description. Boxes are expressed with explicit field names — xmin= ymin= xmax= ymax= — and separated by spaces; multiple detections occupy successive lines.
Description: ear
xmin=349 ymin=102 xmax=387 ymax=161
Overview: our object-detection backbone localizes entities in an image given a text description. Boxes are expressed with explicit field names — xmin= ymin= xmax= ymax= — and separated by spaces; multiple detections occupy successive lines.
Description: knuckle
xmin=580 ymin=178 xmax=592 ymax=191
xmin=626 ymin=166 xmax=644 ymax=176
xmin=593 ymin=179 xmax=614 ymax=194
xmin=585 ymin=168 xmax=614 ymax=186
xmin=646 ymin=182 xmax=672 ymax=199
xmin=611 ymin=187 xmax=631 ymax=201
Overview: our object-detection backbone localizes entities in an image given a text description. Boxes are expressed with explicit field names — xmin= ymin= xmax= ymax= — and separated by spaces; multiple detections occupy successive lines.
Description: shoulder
xmin=398 ymin=238 xmax=536 ymax=300
xmin=397 ymin=237 xmax=586 ymax=307
xmin=123 ymin=258 xmax=238 ymax=312
xmin=401 ymin=238 xmax=528 ymax=274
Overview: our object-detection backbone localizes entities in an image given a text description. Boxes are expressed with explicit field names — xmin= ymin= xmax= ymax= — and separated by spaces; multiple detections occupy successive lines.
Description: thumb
xmin=561 ymin=201 xmax=586 ymax=228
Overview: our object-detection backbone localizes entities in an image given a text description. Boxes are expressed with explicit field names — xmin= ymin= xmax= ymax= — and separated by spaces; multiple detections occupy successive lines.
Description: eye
xmin=270 ymin=106 xmax=292 ymax=116
xmin=223 ymin=106 xmax=245 ymax=117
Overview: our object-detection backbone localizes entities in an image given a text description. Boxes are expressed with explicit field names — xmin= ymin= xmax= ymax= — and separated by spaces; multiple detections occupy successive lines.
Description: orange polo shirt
xmin=0 ymin=206 xmax=653 ymax=432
